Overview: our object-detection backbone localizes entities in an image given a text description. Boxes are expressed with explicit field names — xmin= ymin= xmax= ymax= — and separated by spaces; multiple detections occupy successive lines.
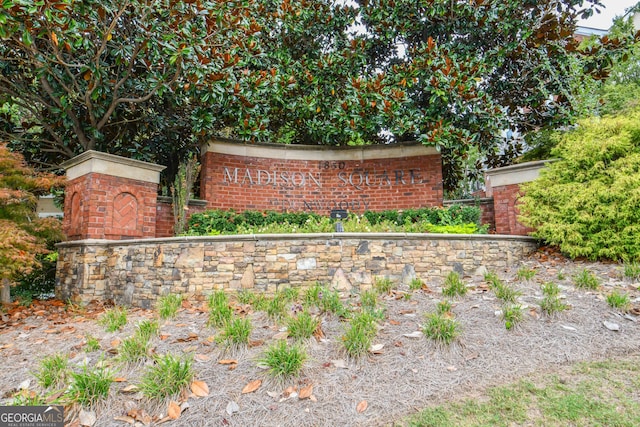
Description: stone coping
xmin=202 ymin=138 xmax=439 ymax=161
xmin=62 ymin=150 xmax=166 ymax=183
xmin=444 ymin=198 xmax=493 ymax=205
xmin=485 ymin=160 xmax=555 ymax=190
xmin=57 ymin=233 xmax=538 ymax=248
xmin=157 ymin=196 xmax=208 ymax=207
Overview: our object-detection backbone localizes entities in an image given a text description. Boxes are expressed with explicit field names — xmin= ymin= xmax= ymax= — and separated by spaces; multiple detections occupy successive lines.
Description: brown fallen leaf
xmin=299 ymin=384 xmax=313 ymax=400
xmin=356 ymin=400 xmax=368 ymax=413
xmin=113 ymin=415 xmax=135 ymax=425
xmin=195 ymin=354 xmax=211 ymax=362
xmin=167 ymin=401 xmax=181 ymax=420
xmin=248 ymin=339 xmax=264 ymax=348
xmin=219 ymin=359 xmax=238 ymax=365
xmin=389 ymin=319 xmax=401 ymax=326
xmin=191 ymin=380 xmax=209 ymax=397
xmin=114 ymin=377 xmax=127 ymax=382
xmin=242 ymin=379 xmax=262 ymax=394
xmin=110 ymin=338 xmax=121 ymax=347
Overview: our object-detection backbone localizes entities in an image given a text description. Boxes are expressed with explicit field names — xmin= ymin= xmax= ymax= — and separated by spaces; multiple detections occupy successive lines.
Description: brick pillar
xmin=61 ymin=151 xmax=165 ymax=240
xmin=485 ymin=160 xmax=552 ymax=236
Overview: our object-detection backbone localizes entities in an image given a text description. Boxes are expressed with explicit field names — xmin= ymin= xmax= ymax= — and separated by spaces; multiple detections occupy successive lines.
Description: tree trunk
xmin=1 ymin=278 xmax=10 ymax=304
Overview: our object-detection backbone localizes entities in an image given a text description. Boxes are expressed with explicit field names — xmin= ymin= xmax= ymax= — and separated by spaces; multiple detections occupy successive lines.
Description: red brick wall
xmin=493 ymin=184 xmax=532 ymax=236
xmin=63 ymin=173 xmax=159 ymax=240
xmin=156 ymin=198 xmax=207 ymax=238
xmin=201 ymin=151 xmax=443 ymax=213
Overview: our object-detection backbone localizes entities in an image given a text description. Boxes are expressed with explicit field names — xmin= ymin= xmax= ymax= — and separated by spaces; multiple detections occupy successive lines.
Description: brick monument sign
xmin=200 ymin=139 xmax=444 ymax=214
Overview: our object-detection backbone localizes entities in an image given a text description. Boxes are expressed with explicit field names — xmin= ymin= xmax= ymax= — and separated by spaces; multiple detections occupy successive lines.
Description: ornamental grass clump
xmin=157 ymin=293 xmax=182 ymax=319
xmin=139 ymin=354 xmax=193 ymax=400
xmin=98 ymin=306 xmax=127 ymax=332
xmin=342 ymin=311 xmax=378 ymax=358
xmin=573 ymin=269 xmax=600 ymax=290
xmin=219 ymin=316 xmax=252 ymax=348
xmin=286 ymin=311 xmax=319 ymax=341
xmin=259 ymin=340 xmax=307 ymax=379
xmin=606 ymin=290 xmax=630 ymax=311
xmin=33 ymin=354 xmax=68 ymax=389
xmin=540 ymin=282 xmax=569 ymax=315
xmin=422 ymin=312 xmax=461 ymax=346
xmin=207 ymin=290 xmax=233 ymax=328
xmin=442 ymin=271 xmax=467 ymax=298
xmin=67 ymin=364 xmax=114 ymax=406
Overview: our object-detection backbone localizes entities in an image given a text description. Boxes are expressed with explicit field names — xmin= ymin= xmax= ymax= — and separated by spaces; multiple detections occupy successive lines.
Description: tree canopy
xmin=0 ymin=0 xmax=636 ymax=192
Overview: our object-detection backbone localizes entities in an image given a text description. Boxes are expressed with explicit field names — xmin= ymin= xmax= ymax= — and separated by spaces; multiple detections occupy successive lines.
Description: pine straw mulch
xmin=1 ymin=247 xmax=640 ymax=427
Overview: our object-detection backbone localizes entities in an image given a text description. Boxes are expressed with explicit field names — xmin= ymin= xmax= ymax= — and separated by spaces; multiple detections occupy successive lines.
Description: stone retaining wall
xmin=56 ymin=234 xmax=538 ymax=308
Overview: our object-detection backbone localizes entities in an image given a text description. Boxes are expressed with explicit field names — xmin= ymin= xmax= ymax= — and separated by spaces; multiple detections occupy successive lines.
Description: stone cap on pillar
xmin=484 ymin=159 xmax=555 ymax=197
xmin=62 ymin=150 xmax=166 ymax=183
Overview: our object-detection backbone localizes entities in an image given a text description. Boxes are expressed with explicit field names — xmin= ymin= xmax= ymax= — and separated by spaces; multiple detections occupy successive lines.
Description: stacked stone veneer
xmin=201 ymin=139 xmax=443 ymax=214
xmin=56 ymin=234 xmax=537 ymax=308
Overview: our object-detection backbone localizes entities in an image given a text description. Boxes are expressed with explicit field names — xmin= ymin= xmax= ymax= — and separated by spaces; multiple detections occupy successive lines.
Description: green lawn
xmin=400 ymin=357 xmax=640 ymax=427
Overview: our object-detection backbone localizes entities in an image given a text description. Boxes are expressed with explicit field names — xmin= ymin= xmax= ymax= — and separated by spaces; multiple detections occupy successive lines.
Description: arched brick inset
xmin=70 ymin=192 xmax=82 ymax=233
xmin=112 ymin=192 xmax=138 ymax=230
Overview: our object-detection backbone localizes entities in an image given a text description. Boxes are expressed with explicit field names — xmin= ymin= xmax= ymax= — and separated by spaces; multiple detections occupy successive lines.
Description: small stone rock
xmin=603 ymin=320 xmax=620 ymax=331
xmin=226 ymin=401 xmax=240 ymax=415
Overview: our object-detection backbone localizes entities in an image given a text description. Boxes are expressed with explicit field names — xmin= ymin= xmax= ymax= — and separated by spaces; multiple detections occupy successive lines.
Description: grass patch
xmin=157 ymin=293 xmax=182 ymax=319
xmin=318 ymin=288 xmax=349 ymax=317
xmin=259 ymin=340 xmax=307 ymax=379
xmin=342 ymin=311 xmax=378 ymax=358
xmin=606 ymin=290 xmax=630 ymax=311
xmin=436 ymin=300 xmax=453 ymax=315
xmin=492 ymin=281 xmax=521 ymax=304
xmin=409 ymin=277 xmax=423 ymax=291
xmin=67 ymin=364 xmax=114 ymax=406
xmin=219 ymin=316 xmax=252 ymax=347
xmin=516 ymin=267 xmax=536 ymax=281
xmin=266 ymin=292 xmax=287 ymax=320
xmin=423 ymin=312 xmax=461 ymax=345
xmin=540 ymin=282 xmax=569 ymax=316
xmin=623 ymin=260 xmax=640 ymax=280
xmin=118 ymin=335 xmax=150 ymax=364
xmin=207 ymin=291 xmax=233 ymax=328
xmin=139 ymin=353 xmax=194 ymax=400
xmin=84 ymin=334 xmax=101 ymax=352
xmin=135 ymin=319 xmax=159 ymax=342
xmin=374 ymin=277 xmax=394 ymax=295
xmin=237 ymin=289 xmax=253 ymax=305
xmin=573 ymin=269 xmax=600 ymax=290
xmin=404 ymin=357 xmax=640 ymax=426
xmin=286 ymin=311 xmax=319 ymax=341
xmin=98 ymin=306 xmax=127 ymax=333
xmin=442 ymin=271 xmax=467 ymax=298
xmin=33 ymin=354 xmax=68 ymax=389
xmin=501 ymin=304 xmax=524 ymax=330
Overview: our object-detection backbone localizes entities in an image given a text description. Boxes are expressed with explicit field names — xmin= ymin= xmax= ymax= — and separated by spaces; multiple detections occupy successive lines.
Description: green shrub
xmin=286 ymin=311 xmax=319 ymax=341
xmin=157 ymin=293 xmax=182 ymax=319
xmin=186 ymin=205 xmax=487 ymax=236
xmin=519 ymin=109 xmax=640 ymax=261
xmin=423 ymin=312 xmax=461 ymax=345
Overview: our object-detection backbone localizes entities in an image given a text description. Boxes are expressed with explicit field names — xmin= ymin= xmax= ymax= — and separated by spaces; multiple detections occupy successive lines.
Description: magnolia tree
xmin=0 ymin=144 xmax=64 ymax=302
xmin=0 ymin=0 xmax=636 ymax=193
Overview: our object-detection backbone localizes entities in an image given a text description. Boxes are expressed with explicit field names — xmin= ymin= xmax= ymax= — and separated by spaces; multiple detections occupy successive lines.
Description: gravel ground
xmin=1 ymin=248 xmax=638 ymax=427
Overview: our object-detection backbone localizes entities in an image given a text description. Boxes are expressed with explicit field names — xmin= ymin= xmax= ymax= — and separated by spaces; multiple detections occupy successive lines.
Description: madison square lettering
xmin=201 ymin=140 xmax=443 ymax=213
